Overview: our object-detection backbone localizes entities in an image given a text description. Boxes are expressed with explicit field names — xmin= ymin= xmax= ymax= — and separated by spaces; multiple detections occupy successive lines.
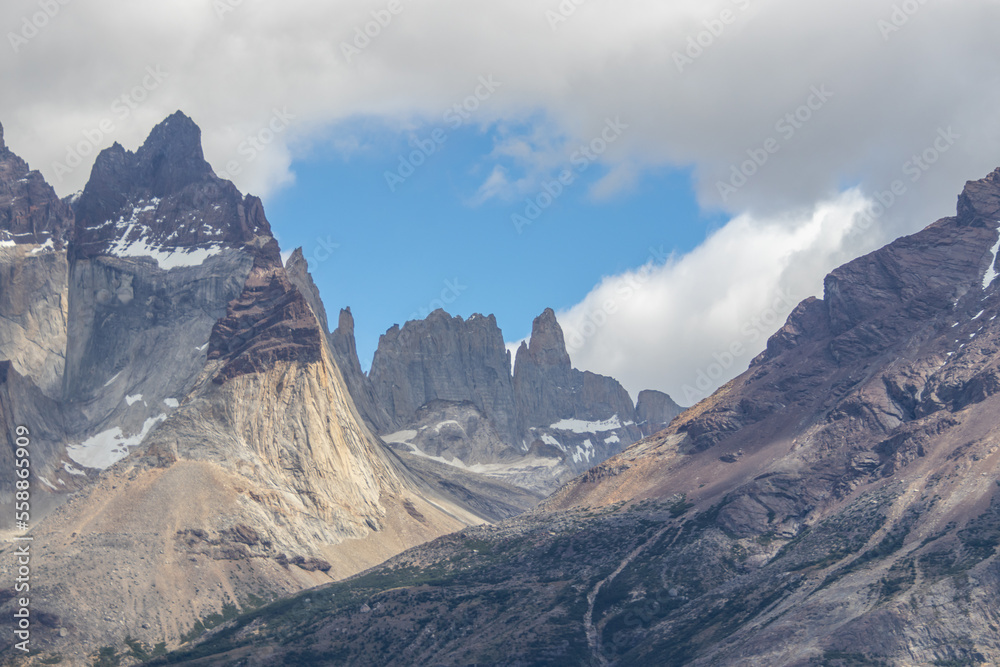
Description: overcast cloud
xmin=3 ymin=0 xmax=999 ymax=401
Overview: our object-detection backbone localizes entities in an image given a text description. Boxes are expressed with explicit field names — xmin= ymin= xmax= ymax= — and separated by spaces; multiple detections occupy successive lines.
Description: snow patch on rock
xmin=63 ymin=461 xmax=86 ymax=476
xmin=549 ymin=416 xmax=622 ymax=433
xmin=106 ymin=199 xmax=225 ymax=269
xmin=67 ymin=414 xmax=167 ymax=469
xmin=983 ymin=231 xmax=1000 ymax=289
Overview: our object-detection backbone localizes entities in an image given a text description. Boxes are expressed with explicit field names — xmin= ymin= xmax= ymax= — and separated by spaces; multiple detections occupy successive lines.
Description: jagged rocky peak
xmin=822 ymin=177 xmax=1000 ymax=341
xmin=284 ymin=246 xmax=330 ymax=334
xmin=516 ymin=307 xmax=571 ymax=370
xmin=330 ymin=306 xmax=364 ymax=376
xmin=331 ymin=307 xmax=362 ymax=375
xmin=82 ymin=111 xmax=212 ymax=201
xmin=0 ymin=120 xmax=73 ymax=248
xmin=328 ymin=306 xmax=394 ymax=434
xmin=134 ymin=110 xmax=214 ymax=194
xmin=514 ymin=307 xmax=634 ymax=424
xmin=73 ymin=111 xmax=271 ymax=262
xmin=958 ymin=166 xmax=1000 ymax=223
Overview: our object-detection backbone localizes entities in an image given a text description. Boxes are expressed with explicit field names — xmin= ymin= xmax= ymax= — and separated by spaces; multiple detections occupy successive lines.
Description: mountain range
xmin=334 ymin=306 xmax=683 ymax=495
xmin=146 ymin=162 xmax=1000 ymax=663
xmin=0 ymin=112 xmax=681 ymax=665
xmin=3 ymin=111 xmax=1000 ymax=666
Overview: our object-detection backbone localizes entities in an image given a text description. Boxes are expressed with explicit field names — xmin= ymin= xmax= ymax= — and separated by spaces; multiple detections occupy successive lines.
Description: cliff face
xmin=635 ymin=389 xmax=684 ymax=437
xmin=352 ymin=306 xmax=679 ymax=493
xmin=329 ymin=307 xmax=394 ymax=434
xmin=510 ymin=308 xmax=644 ymax=481
xmin=0 ymin=122 xmax=73 ymax=399
xmin=170 ymin=168 xmax=1000 ymax=667
xmin=369 ymin=309 xmax=520 ymax=442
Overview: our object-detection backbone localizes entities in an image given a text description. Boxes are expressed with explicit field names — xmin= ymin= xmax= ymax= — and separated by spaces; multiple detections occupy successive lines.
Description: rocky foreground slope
xmin=0 ymin=113 xmax=520 ymax=665
xmin=158 ymin=169 xmax=1000 ymax=666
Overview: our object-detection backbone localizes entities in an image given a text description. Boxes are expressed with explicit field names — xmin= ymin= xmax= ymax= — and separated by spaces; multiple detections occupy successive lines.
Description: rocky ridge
xmin=162 ymin=167 xmax=1000 ymax=666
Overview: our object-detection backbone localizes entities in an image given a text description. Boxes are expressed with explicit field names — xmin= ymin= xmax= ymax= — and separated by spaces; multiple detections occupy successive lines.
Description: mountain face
xmin=329 ymin=307 xmax=393 ymax=434
xmin=0 ymin=114 xmax=497 ymax=664
xmin=636 ymin=389 xmax=685 ymax=437
xmin=61 ymin=113 xmax=260 ymax=482
xmin=166 ymin=169 xmax=1000 ymax=666
xmin=513 ymin=308 xmax=638 ymax=429
xmin=343 ymin=307 xmax=683 ymax=494
xmin=0 ymin=124 xmax=73 ymax=401
xmin=512 ymin=308 xmax=646 ymax=474
xmin=0 ymin=124 xmax=73 ymax=249
xmin=369 ymin=310 xmax=520 ymax=442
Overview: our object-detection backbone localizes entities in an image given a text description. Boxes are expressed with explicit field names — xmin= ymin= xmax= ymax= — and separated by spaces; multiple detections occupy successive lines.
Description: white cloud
xmin=556 ymin=189 xmax=878 ymax=404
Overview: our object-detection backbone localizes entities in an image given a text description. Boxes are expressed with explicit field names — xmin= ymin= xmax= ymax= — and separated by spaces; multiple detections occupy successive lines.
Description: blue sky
xmin=266 ymin=122 xmax=727 ymax=372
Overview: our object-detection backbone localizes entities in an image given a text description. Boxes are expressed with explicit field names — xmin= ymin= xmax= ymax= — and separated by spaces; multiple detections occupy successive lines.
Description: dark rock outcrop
xmin=0 ymin=121 xmax=73 ymax=248
xmin=73 ymin=111 xmax=269 ymax=260
xmin=207 ymin=241 xmax=323 ymax=384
